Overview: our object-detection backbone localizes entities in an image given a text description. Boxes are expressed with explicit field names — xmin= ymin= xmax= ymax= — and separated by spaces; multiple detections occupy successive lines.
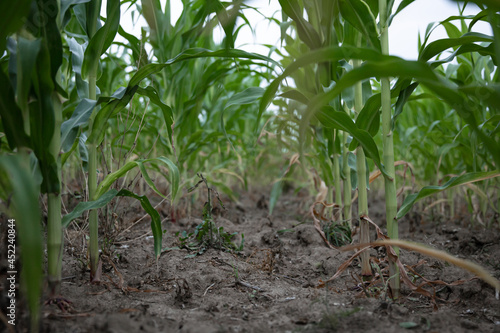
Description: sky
xmin=116 ymin=0 xmax=492 ymax=60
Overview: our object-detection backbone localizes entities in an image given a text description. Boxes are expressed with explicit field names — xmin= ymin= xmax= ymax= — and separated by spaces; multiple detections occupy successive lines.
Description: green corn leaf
xmin=61 ymin=188 xmax=117 ymax=227
xmin=392 ymin=81 xmax=419 ymax=130
xmin=388 ymin=0 xmax=415 ymax=26
xmin=258 ymin=46 xmax=388 ymax=133
xmin=95 ymin=157 xmax=180 ymax=202
xmin=93 ymin=161 xmax=140 ymax=198
xmin=458 ymin=84 xmax=500 ymax=112
xmin=61 ymin=130 xmax=80 ymax=167
xmin=0 ymin=70 xmax=30 ymax=149
xmin=269 ymin=155 xmax=300 ymax=215
xmin=30 ymin=94 xmax=59 ymax=194
xmin=316 ymin=152 xmax=334 ymax=186
xmin=29 ymin=3 xmax=62 ymax=194
xmin=86 ymin=49 xmax=275 ymax=147
xmin=60 ymin=98 xmax=96 ymax=152
xmin=87 ymin=85 xmax=138 ymax=145
xmin=79 ymin=132 xmax=89 ymax=170
xmin=0 ymin=0 xmax=31 ymax=53
xmin=72 ymin=3 xmax=90 ymax=35
xmin=278 ymin=0 xmax=322 ymax=49
xmin=474 ymin=1 xmax=500 ymax=11
xmin=279 ymin=89 xmax=310 ymax=105
xmin=315 ymin=106 xmax=386 ymax=177
xmin=137 ymin=160 xmax=165 ymax=199
xmin=116 ymin=189 xmax=163 ymax=259
xmin=211 ymin=0 xmax=236 ymax=49
xmin=419 ymin=32 xmax=494 ymax=62
xmin=16 ymin=38 xmax=42 ymax=114
xmin=269 ymin=179 xmax=283 ymax=215
xmin=346 ymin=152 xmax=358 ymax=190
xmin=303 ymin=57 xmax=500 ymax=168
xmin=118 ymin=26 xmax=148 ymax=68
xmin=136 ymin=86 xmax=174 ymax=145
xmin=0 ymin=154 xmax=43 ymax=331
xmin=339 ymin=0 xmax=380 ymax=50
xmin=355 ymin=93 xmax=382 ymax=136
xmin=221 ymin=87 xmax=264 ymax=149
xmin=81 ymin=0 xmax=120 ymax=80
xmin=155 ymin=156 xmax=180 ymax=202
xmin=141 ymin=0 xmax=163 ymax=42
xmin=129 ymin=48 xmax=279 ymax=87
xmin=397 ymin=171 xmax=500 ymax=219
xmin=225 ymin=87 xmax=265 ymax=109
xmin=61 ymin=0 xmax=91 ymax=28
xmin=67 ymin=37 xmax=89 ymax=98
xmin=85 ymin=0 xmax=102 ymax=37
xmin=32 ymin=0 xmax=63 ymax=83
xmin=442 ymin=21 xmax=462 ymax=39
xmin=482 ymin=114 xmax=500 ymax=136
xmin=61 ymin=188 xmax=163 ymax=259
xmin=260 ymin=45 xmax=500 ymax=170
xmin=399 ymin=322 xmax=419 ymax=329
xmin=178 ymin=131 xmax=225 ymax=164
xmin=469 ymin=9 xmax=491 ymax=30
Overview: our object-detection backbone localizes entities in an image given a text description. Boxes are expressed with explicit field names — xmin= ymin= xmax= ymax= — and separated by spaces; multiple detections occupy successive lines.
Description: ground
xmin=2 ymin=184 xmax=500 ymax=333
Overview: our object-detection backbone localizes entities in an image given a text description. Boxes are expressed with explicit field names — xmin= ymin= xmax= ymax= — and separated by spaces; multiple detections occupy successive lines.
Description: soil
xmin=2 ymin=185 xmax=500 ymax=333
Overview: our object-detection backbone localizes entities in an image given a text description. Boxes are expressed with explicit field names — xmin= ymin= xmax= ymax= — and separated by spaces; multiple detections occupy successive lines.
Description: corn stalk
xmin=353 ymin=42 xmax=371 ymax=276
xmin=379 ymin=0 xmax=399 ymax=297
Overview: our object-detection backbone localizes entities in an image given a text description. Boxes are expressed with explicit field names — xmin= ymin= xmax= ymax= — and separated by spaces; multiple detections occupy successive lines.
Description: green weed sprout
xmin=176 ymin=173 xmax=244 ymax=257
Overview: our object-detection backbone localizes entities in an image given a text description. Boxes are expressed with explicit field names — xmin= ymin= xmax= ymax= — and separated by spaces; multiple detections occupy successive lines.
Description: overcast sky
xmin=117 ymin=0 xmax=492 ymax=60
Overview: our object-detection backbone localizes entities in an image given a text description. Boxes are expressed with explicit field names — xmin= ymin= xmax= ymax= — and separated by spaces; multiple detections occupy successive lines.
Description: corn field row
xmin=0 ymin=0 xmax=499 ymax=331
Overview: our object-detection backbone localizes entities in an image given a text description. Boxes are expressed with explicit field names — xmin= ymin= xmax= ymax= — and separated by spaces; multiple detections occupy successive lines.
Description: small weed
xmin=277 ymin=221 xmax=305 ymax=234
xmin=176 ymin=174 xmax=244 ymax=257
xmin=318 ymin=307 xmax=361 ymax=330
xmin=231 ymin=261 xmax=239 ymax=280
xmin=101 ymin=237 xmax=116 ymax=258
xmin=323 ymin=221 xmax=352 ymax=247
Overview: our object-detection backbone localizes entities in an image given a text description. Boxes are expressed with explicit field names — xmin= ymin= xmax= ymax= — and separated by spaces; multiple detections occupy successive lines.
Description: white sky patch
xmin=389 ymin=0 xmax=492 ymax=59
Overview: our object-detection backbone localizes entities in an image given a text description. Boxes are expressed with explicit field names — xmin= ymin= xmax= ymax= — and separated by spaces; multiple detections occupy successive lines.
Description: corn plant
xmin=0 ymin=0 xmax=66 ymax=306
xmin=137 ymin=0 xmax=279 ymax=185
xmin=379 ymin=0 xmax=400 ymax=296
xmin=0 ymin=0 xmax=66 ymax=330
xmin=260 ymin=0 xmax=500 ymax=299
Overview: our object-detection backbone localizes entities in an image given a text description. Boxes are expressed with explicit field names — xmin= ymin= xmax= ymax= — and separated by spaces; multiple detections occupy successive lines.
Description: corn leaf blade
xmin=61 ymin=188 xmax=163 ymax=259
xmin=60 ymin=98 xmax=96 ymax=152
xmin=278 ymin=0 xmax=322 ymax=49
xmin=95 ymin=157 xmax=179 ymax=203
xmin=81 ymin=0 xmax=120 ymax=80
xmin=0 ymin=70 xmax=31 ymax=149
xmin=0 ymin=154 xmax=43 ymax=328
xmin=397 ymin=171 xmax=500 ymax=219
